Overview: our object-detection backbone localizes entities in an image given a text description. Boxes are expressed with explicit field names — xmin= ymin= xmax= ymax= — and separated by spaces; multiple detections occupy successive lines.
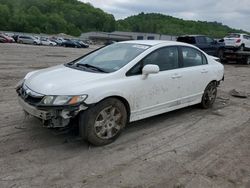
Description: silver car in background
xmin=17 ymin=35 xmax=40 ymax=45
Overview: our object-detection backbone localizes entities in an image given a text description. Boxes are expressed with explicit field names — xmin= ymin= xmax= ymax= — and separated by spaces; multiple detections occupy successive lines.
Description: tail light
xmin=236 ymin=39 xmax=241 ymax=43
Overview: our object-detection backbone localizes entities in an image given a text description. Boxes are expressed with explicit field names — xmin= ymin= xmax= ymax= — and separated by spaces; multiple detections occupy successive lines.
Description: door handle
xmin=171 ymin=74 xmax=182 ymax=79
xmin=201 ymin=69 xmax=208 ymax=73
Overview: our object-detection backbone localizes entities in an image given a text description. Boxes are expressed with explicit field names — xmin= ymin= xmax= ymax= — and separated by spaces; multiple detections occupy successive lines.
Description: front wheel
xmin=79 ymin=98 xmax=127 ymax=146
xmin=201 ymin=82 xmax=217 ymax=109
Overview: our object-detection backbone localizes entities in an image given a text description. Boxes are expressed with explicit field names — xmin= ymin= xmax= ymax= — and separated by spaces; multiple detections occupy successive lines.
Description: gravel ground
xmin=0 ymin=43 xmax=249 ymax=188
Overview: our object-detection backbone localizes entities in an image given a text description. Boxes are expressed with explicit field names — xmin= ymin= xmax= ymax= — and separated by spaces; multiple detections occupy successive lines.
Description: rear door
xmin=178 ymin=46 xmax=212 ymax=104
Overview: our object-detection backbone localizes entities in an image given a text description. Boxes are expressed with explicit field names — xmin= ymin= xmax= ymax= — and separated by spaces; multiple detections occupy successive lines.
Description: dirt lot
xmin=0 ymin=43 xmax=250 ymax=188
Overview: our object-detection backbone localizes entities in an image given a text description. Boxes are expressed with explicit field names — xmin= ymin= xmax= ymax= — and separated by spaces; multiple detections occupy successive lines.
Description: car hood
xmin=24 ymin=65 xmax=109 ymax=95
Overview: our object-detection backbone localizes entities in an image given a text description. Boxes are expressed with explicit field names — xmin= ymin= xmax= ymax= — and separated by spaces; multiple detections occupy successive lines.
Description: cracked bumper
xmin=18 ymin=96 xmax=88 ymax=127
xmin=18 ymin=96 xmax=52 ymax=120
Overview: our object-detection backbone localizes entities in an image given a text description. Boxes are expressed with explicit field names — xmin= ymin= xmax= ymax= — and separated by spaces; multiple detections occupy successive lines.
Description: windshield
xmin=74 ymin=43 xmax=150 ymax=73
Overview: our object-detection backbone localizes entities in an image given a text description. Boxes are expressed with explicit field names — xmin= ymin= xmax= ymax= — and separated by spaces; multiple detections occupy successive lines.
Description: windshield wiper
xmin=76 ymin=64 xmax=108 ymax=73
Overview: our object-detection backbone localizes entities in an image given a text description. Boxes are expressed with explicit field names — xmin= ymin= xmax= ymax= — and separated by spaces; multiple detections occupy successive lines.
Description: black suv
xmin=177 ymin=35 xmax=225 ymax=60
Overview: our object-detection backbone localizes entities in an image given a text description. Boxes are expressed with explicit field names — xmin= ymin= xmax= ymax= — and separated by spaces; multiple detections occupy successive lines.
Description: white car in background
xmin=16 ymin=41 xmax=224 ymax=146
xmin=40 ymin=37 xmax=57 ymax=46
xmin=224 ymin=33 xmax=250 ymax=51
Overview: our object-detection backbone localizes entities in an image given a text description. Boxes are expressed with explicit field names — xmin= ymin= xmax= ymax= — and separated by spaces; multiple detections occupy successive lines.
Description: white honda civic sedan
xmin=16 ymin=40 xmax=224 ymax=145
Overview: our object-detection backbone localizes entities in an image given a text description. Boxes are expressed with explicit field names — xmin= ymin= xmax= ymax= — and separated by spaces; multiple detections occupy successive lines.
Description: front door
xmin=125 ymin=46 xmax=182 ymax=121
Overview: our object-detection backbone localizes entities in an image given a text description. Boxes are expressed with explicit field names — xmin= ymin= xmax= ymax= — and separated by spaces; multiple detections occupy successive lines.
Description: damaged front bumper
xmin=18 ymin=96 xmax=88 ymax=128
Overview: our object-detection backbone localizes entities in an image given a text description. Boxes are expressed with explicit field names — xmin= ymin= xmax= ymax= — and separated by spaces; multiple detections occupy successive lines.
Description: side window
xmin=205 ymin=37 xmax=214 ymax=44
xmin=181 ymin=47 xmax=206 ymax=67
xmin=147 ymin=36 xmax=155 ymax=40
xmin=243 ymin=35 xmax=248 ymax=39
xmin=196 ymin=36 xmax=206 ymax=44
xmin=137 ymin=36 xmax=143 ymax=40
xmin=126 ymin=46 xmax=179 ymax=76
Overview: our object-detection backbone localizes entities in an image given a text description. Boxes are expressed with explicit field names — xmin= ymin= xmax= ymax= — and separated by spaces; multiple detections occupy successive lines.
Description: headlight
xmin=41 ymin=95 xmax=88 ymax=105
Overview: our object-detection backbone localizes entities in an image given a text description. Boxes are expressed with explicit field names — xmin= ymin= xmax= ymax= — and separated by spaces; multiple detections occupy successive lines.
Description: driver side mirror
xmin=142 ymin=64 xmax=160 ymax=78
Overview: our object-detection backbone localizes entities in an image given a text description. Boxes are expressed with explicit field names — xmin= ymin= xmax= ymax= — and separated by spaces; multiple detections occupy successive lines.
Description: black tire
xmin=239 ymin=44 xmax=245 ymax=51
xmin=245 ymin=56 xmax=250 ymax=65
xmin=79 ymin=98 xmax=127 ymax=146
xmin=201 ymin=82 xmax=217 ymax=109
xmin=217 ymin=49 xmax=224 ymax=61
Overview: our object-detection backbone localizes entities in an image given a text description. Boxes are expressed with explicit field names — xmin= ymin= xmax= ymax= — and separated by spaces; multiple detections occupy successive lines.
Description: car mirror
xmin=142 ymin=64 xmax=160 ymax=77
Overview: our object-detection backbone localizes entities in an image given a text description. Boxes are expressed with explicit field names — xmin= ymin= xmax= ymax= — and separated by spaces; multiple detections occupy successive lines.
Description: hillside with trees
xmin=117 ymin=13 xmax=247 ymax=38
xmin=0 ymin=0 xmax=116 ymax=36
xmin=0 ymin=0 xmax=248 ymax=37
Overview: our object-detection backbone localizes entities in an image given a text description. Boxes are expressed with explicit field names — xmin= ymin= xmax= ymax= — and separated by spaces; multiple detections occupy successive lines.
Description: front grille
xmin=18 ymin=85 xmax=44 ymax=106
xmin=25 ymin=95 xmax=43 ymax=104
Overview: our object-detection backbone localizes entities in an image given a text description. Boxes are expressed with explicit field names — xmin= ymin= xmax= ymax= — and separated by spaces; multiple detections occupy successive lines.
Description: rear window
xmin=226 ymin=34 xmax=240 ymax=38
xmin=177 ymin=37 xmax=196 ymax=44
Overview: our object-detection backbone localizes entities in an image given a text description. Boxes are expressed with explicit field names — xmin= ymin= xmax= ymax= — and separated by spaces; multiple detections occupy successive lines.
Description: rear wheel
xmin=79 ymin=98 xmax=127 ymax=146
xmin=201 ymin=82 xmax=217 ymax=109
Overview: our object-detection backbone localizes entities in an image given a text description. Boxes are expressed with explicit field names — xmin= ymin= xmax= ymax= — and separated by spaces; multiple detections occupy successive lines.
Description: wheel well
xmin=100 ymin=96 xmax=131 ymax=122
xmin=209 ymin=80 xmax=219 ymax=87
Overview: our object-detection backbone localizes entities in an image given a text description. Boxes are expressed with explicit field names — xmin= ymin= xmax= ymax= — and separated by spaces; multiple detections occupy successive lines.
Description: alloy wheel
xmin=94 ymin=106 xmax=122 ymax=139
xmin=204 ymin=85 xmax=216 ymax=106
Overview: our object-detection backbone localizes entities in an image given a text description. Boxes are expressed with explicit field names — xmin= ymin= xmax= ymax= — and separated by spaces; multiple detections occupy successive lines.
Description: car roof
xmin=121 ymin=40 xmax=186 ymax=46
xmin=120 ymin=40 xmax=196 ymax=48
xmin=178 ymin=35 xmax=206 ymax=37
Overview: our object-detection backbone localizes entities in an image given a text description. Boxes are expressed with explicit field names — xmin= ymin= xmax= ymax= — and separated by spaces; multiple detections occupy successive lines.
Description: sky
xmin=80 ymin=0 xmax=250 ymax=32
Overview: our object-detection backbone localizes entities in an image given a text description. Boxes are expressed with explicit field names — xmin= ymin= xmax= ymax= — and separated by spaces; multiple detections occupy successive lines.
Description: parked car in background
xmin=49 ymin=38 xmax=63 ymax=46
xmin=12 ymin=35 xmax=19 ymax=42
xmin=72 ymin=39 xmax=89 ymax=48
xmin=104 ymin=40 xmax=117 ymax=46
xmin=224 ymin=33 xmax=250 ymax=51
xmin=16 ymin=40 xmax=224 ymax=146
xmin=61 ymin=39 xmax=81 ymax=48
xmin=0 ymin=33 xmax=15 ymax=43
xmin=17 ymin=35 xmax=40 ymax=45
xmin=40 ymin=37 xmax=57 ymax=46
xmin=33 ymin=36 xmax=42 ymax=45
xmin=177 ymin=35 xmax=225 ymax=60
